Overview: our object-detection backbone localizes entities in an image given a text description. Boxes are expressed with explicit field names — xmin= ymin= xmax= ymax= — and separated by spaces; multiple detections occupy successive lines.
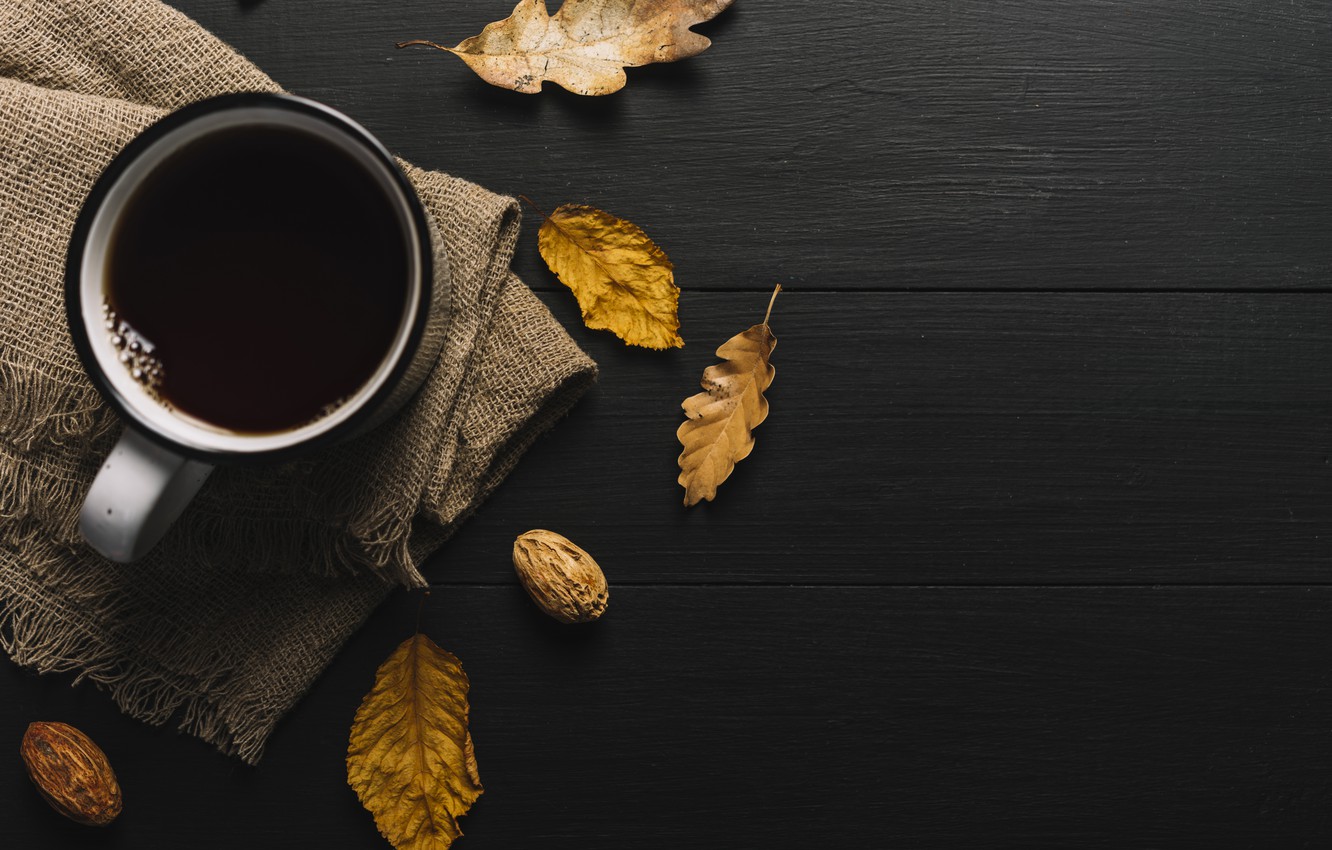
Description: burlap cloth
xmin=0 ymin=0 xmax=596 ymax=762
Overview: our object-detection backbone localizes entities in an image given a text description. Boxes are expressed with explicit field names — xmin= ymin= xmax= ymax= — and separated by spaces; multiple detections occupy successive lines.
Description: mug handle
xmin=79 ymin=428 xmax=213 ymax=563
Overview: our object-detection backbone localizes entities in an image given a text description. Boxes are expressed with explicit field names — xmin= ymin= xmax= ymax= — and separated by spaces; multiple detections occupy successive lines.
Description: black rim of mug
xmin=64 ymin=92 xmax=437 ymax=465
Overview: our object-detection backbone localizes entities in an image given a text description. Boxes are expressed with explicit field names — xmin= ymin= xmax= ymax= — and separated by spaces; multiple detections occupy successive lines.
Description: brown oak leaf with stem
xmin=398 ymin=0 xmax=735 ymax=95
xmin=677 ymin=285 xmax=781 ymax=505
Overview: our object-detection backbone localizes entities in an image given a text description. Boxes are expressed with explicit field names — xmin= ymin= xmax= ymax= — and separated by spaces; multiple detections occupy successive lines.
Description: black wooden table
xmin=6 ymin=1 xmax=1331 ymax=846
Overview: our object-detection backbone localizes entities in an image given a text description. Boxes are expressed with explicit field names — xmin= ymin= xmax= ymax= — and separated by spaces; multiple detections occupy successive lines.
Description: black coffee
xmin=105 ymin=125 xmax=409 ymax=434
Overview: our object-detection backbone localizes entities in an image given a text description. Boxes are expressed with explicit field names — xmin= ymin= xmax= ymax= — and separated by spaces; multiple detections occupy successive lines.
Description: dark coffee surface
xmin=106 ymin=124 xmax=409 ymax=434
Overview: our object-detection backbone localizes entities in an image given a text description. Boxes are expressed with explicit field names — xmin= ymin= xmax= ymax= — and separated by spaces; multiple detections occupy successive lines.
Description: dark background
xmin=6 ymin=1 xmax=1332 ymax=846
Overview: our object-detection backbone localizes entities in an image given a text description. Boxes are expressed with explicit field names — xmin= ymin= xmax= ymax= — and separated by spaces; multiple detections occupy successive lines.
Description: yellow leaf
xmin=347 ymin=634 xmax=482 ymax=850
xmin=677 ymin=286 xmax=781 ymax=505
xmin=536 ymin=203 xmax=683 ymax=350
xmin=399 ymin=0 xmax=735 ymax=95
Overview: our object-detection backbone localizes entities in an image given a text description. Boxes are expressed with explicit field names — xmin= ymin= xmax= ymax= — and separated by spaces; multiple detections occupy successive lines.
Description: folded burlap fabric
xmin=0 ymin=0 xmax=596 ymax=762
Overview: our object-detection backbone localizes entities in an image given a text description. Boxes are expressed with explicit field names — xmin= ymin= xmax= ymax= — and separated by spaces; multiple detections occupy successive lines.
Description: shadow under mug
xmin=64 ymin=93 xmax=449 ymax=563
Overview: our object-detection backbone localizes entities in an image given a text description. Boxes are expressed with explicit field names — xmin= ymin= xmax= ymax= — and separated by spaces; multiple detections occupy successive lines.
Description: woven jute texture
xmin=0 ymin=0 xmax=596 ymax=762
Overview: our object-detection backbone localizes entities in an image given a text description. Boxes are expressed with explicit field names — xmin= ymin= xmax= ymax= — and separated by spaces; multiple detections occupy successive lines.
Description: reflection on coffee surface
xmin=105 ymin=125 xmax=409 ymax=434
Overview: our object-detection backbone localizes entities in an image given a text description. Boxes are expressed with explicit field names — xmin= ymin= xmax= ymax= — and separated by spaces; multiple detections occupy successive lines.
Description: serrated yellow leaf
xmin=399 ymin=0 xmax=735 ymax=95
xmin=537 ymin=204 xmax=683 ymax=350
xmin=677 ymin=287 xmax=780 ymax=505
xmin=347 ymin=634 xmax=482 ymax=850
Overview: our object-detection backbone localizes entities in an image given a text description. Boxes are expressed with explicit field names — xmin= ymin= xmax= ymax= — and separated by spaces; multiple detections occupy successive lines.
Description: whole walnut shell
xmin=20 ymin=722 xmax=122 ymax=826
xmin=512 ymin=529 xmax=609 ymax=623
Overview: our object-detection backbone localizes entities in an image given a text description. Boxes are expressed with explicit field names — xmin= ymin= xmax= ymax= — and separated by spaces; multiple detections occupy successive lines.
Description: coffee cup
xmin=64 ymin=93 xmax=449 ymax=562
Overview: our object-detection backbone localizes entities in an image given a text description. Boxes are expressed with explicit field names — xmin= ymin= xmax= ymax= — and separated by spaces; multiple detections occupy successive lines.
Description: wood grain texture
xmin=167 ymin=0 xmax=1332 ymax=291
xmin=426 ymin=291 xmax=1332 ymax=585
xmin=5 ymin=587 xmax=1331 ymax=847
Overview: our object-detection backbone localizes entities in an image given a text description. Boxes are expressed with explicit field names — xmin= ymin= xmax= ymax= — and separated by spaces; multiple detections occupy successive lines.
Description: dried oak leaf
xmin=347 ymin=634 xmax=482 ymax=850
xmin=536 ymin=203 xmax=683 ymax=349
xmin=677 ymin=286 xmax=780 ymax=505
xmin=398 ymin=0 xmax=735 ymax=95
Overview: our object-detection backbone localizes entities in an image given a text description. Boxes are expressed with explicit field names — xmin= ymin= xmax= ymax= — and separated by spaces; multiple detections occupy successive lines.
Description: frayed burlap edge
xmin=0 ymin=522 xmax=391 ymax=763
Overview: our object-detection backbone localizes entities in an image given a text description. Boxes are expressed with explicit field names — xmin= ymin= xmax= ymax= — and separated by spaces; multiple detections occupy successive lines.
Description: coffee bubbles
xmin=103 ymin=303 xmax=163 ymax=394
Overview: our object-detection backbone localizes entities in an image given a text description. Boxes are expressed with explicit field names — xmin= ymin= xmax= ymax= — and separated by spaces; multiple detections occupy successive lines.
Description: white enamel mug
xmin=64 ymin=93 xmax=449 ymax=563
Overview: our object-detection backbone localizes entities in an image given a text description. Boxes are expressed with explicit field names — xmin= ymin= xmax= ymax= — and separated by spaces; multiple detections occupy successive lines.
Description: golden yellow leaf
xmin=399 ymin=0 xmax=734 ymax=95
xmin=677 ymin=286 xmax=781 ymax=506
xmin=347 ymin=634 xmax=482 ymax=850
xmin=536 ymin=203 xmax=683 ymax=349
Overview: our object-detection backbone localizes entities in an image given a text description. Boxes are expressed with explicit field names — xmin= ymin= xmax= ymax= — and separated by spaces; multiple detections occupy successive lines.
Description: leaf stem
xmin=518 ymin=195 xmax=548 ymax=219
xmin=762 ymin=284 xmax=782 ymax=327
xmin=396 ymin=39 xmax=452 ymax=51
xmin=414 ymin=590 xmax=430 ymax=635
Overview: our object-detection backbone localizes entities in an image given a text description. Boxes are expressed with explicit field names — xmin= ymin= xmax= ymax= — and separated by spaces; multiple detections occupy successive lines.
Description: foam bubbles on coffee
xmin=103 ymin=303 xmax=164 ymax=396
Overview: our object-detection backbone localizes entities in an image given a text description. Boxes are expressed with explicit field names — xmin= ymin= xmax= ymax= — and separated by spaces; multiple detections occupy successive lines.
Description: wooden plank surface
xmin=173 ymin=0 xmax=1332 ymax=291
xmin=7 ymin=587 xmax=1332 ymax=847
xmin=430 ymin=291 xmax=1332 ymax=585
xmin=2 ymin=0 xmax=1330 ymax=847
